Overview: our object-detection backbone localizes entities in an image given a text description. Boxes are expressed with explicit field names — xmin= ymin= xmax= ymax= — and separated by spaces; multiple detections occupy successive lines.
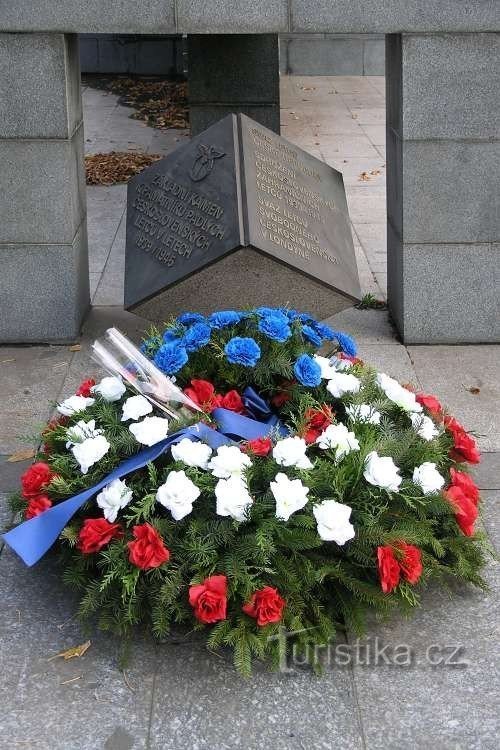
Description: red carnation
xmin=76 ymin=378 xmax=96 ymax=397
xmin=242 ymin=586 xmax=286 ymax=626
xmin=221 ymin=390 xmax=245 ymax=414
xmin=25 ymin=495 xmax=52 ymax=520
xmin=184 ymin=379 xmax=222 ymax=413
xmin=189 ymin=574 xmax=227 ymax=624
xmin=449 ymin=467 xmax=480 ymax=506
xmin=271 ymin=380 xmax=295 ymax=408
xmin=21 ymin=462 xmax=56 ymax=498
xmin=127 ymin=523 xmax=170 ymax=569
xmin=302 ymin=405 xmax=334 ymax=444
xmin=377 ymin=546 xmax=401 ymax=594
xmin=243 ymin=437 xmax=272 ymax=456
xmin=77 ymin=518 xmax=123 ymax=554
xmin=416 ymin=393 xmax=443 ymax=417
xmin=443 ymin=485 xmax=478 ymax=536
xmin=445 ymin=417 xmax=480 ymax=464
xmin=396 ymin=542 xmax=423 ymax=585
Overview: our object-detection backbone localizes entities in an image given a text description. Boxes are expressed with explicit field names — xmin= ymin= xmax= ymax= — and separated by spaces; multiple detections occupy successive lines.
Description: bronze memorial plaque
xmin=125 ymin=114 xmax=360 ymax=321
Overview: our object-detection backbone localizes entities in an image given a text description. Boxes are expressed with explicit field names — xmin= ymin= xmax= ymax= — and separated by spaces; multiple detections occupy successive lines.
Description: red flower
xmin=76 ymin=378 xmax=96 ymax=397
xmin=221 ymin=390 xmax=245 ymax=414
xmin=77 ymin=518 xmax=123 ymax=554
xmin=445 ymin=417 xmax=480 ymax=464
xmin=396 ymin=543 xmax=423 ymax=585
xmin=449 ymin=467 xmax=480 ymax=506
xmin=127 ymin=523 xmax=170 ymax=569
xmin=189 ymin=574 xmax=227 ymax=624
xmin=242 ymin=586 xmax=286 ymax=626
xmin=302 ymin=405 xmax=334 ymax=444
xmin=21 ymin=462 xmax=56 ymax=498
xmin=243 ymin=437 xmax=272 ymax=456
xmin=416 ymin=393 xmax=443 ymax=417
xmin=41 ymin=415 xmax=68 ymax=454
xmin=443 ymin=486 xmax=478 ymax=536
xmin=25 ymin=495 xmax=52 ymax=520
xmin=377 ymin=546 xmax=400 ymax=593
xmin=271 ymin=380 xmax=295 ymax=407
xmin=184 ymin=379 xmax=222 ymax=413
xmin=339 ymin=352 xmax=363 ymax=365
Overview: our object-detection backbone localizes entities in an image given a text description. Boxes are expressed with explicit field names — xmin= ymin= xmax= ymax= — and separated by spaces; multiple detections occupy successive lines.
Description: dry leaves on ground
xmin=85 ymin=151 xmax=162 ymax=185
xmin=48 ymin=640 xmax=91 ymax=661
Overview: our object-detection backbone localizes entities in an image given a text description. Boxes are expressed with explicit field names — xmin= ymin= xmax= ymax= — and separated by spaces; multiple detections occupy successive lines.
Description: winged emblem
xmin=189 ymin=143 xmax=225 ymax=182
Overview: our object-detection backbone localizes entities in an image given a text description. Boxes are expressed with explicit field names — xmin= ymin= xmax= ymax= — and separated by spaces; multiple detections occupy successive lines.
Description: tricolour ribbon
xmin=3 ymin=398 xmax=285 ymax=567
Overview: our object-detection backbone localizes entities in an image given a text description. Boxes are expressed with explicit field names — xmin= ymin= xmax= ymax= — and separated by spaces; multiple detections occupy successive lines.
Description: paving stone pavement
xmin=0 ymin=75 xmax=498 ymax=749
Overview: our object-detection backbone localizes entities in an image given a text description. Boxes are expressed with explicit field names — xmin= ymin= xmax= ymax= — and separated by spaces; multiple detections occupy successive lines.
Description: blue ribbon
xmin=3 ymin=404 xmax=285 ymax=567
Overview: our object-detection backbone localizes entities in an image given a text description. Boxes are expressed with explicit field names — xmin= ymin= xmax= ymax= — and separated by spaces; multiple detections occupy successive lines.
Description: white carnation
xmin=72 ymin=435 xmax=110 ymax=474
xmin=96 ymin=479 xmax=133 ymax=522
xmin=330 ymin=356 xmax=352 ymax=371
xmin=346 ymin=403 xmax=381 ymax=425
xmin=412 ymin=462 xmax=445 ymax=495
xmin=215 ymin=476 xmax=253 ymax=522
xmin=273 ymin=436 xmax=313 ymax=470
xmin=171 ymin=438 xmax=213 ymax=470
xmin=270 ymin=472 xmax=309 ymax=521
xmin=313 ymin=499 xmax=355 ymax=545
xmin=129 ymin=416 xmax=170 ymax=446
xmin=410 ymin=413 xmax=439 ymax=441
xmin=363 ymin=451 xmax=402 ymax=492
xmin=121 ymin=394 xmax=152 ymax=422
xmin=313 ymin=354 xmax=338 ymax=380
xmin=92 ymin=376 xmax=126 ymax=402
xmin=65 ymin=419 xmax=102 ymax=448
xmin=208 ymin=445 xmax=252 ymax=479
xmin=57 ymin=394 xmax=95 ymax=416
xmin=326 ymin=372 xmax=361 ymax=398
xmin=156 ymin=470 xmax=200 ymax=521
xmin=376 ymin=373 xmax=422 ymax=413
xmin=315 ymin=423 xmax=360 ymax=460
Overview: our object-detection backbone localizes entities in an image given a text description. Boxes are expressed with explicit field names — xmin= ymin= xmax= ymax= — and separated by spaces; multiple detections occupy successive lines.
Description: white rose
xmin=156 ymin=470 xmax=200 ymax=521
xmin=208 ymin=445 xmax=252 ymax=479
xmin=363 ymin=451 xmax=402 ymax=492
xmin=129 ymin=416 xmax=170 ymax=446
xmin=273 ymin=436 xmax=313 ymax=470
xmin=326 ymin=372 xmax=361 ymax=398
xmin=171 ymin=438 xmax=212 ymax=470
xmin=121 ymin=394 xmax=152 ymax=422
xmin=313 ymin=499 xmax=355 ymax=545
xmin=65 ymin=419 xmax=102 ymax=448
xmin=215 ymin=476 xmax=253 ymax=522
xmin=57 ymin=394 xmax=95 ymax=416
xmin=315 ymin=423 xmax=360 ymax=460
xmin=270 ymin=472 xmax=310 ymax=521
xmin=412 ymin=462 xmax=445 ymax=495
xmin=376 ymin=373 xmax=422 ymax=413
xmin=96 ymin=478 xmax=133 ymax=522
xmin=92 ymin=376 xmax=126 ymax=402
xmin=346 ymin=403 xmax=381 ymax=425
xmin=72 ymin=435 xmax=110 ymax=474
xmin=410 ymin=413 xmax=439 ymax=441
xmin=313 ymin=354 xmax=337 ymax=380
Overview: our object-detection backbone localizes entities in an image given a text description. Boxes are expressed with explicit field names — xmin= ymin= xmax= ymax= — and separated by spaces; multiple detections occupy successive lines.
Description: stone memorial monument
xmin=125 ymin=114 xmax=361 ymax=321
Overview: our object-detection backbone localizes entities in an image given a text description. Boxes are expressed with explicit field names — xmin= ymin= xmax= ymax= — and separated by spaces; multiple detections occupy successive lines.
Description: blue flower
xmin=293 ymin=354 xmax=322 ymax=387
xmin=182 ymin=322 xmax=212 ymax=352
xmin=208 ymin=310 xmax=243 ymax=329
xmin=334 ymin=331 xmax=357 ymax=357
xmin=258 ymin=313 xmax=291 ymax=342
xmin=177 ymin=312 xmax=205 ymax=326
xmin=224 ymin=337 xmax=261 ymax=367
xmin=163 ymin=328 xmax=181 ymax=344
xmin=154 ymin=342 xmax=188 ymax=374
xmin=255 ymin=306 xmax=287 ymax=318
xmin=312 ymin=321 xmax=337 ymax=341
xmin=301 ymin=324 xmax=322 ymax=347
xmin=140 ymin=336 xmax=160 ymax=354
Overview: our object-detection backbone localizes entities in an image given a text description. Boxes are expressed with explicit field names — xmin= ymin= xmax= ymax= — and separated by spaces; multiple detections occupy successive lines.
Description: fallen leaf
xmin=359 ymin=172 xmax=371 ymax=181
xmin=49 ymin=640 xmax=91 ymax=661
xmin=352 ymin=114 xmax=358 ymax=119
xmin=69 ymin=344 xmax=81 ymax=352
xmin=370 ymin=169 xmax=382 ymax=176
xmin=467 ymin=387 xmax=481 ymax=395
xmin=1 ymin=358 xmax=16 ymax=363
xmin=85 ymin=151 xmax=162 ymax=186
xmin=7 ymin=448 xmax=35 ymax=463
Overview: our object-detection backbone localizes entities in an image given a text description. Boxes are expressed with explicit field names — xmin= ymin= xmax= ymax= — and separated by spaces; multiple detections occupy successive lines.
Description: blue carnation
xmin=163 ymin=328 xmax=180 ymax=343
xmin=177 ymin=312 xmax=205 ymax=326
xmin=258 ymin=313 xmax=291 ymax=342
xmin=208 ymin=310 xmax=243 ymax=329
xmin=293 ymin=354 xmax=322 ymax=387
xmin=224 ymin=337 xmax=261 ymax=367
xmin=301 ymin=324 xmax=322 ymax=347
xmin=154 ymin=341 xmax=188 ymax=374
xmin=334 ymin=331 xmax=357 ymax=357
xmin=312 ymin=321 xmax=337 ymax=341
xmin=255 ymin=306 xmax=285 ymax=318
xmin=182 ymin=322 xmax=212 ymax=352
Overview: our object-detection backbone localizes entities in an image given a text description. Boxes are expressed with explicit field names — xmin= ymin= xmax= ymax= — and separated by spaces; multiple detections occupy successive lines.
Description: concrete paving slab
xmin=481 ymin=491 xmax=500 ymax=550
xmin=472 ymin=453 xmax=500 ymax=491
xmin=356 ymin=344 xmax=421 ymax=386
xmin=324 ymin=308 xmax=398 ymax=345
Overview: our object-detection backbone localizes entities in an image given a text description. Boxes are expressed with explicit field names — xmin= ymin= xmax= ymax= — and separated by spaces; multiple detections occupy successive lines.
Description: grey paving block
xmin=0 ymin=457 xmax=31 ymax=497
xmin=0 ymin=126 xmax=86 ymax=245
xmin=177 ymin=0 xmax=288 ymax=33
xmin=400 ymin=33 xmax=500 ymax=140
xmin=472 ymin=453 xmax=500 ymax=491
xmin=0 ymin=492 xmax=13 ymax=537
xmin=323 ymin=308 xmax=398 ymax=345
xmin=0 ymin=222 xmax=90 ymax=344
xmin=356 ymin=344 xmax=421 ymax=386
xmin=0 ymin=548 xmax=156 ymax=750
xmin=408 ymin=344 xmax=500 ymax=451
xmin=482 ymin=491 xmax=500 ymax=551
xmin=0 ymin=33 xmax=81 ymax=139
xmin=399 ymin=243 xmax=500 ymax=344
xmin=350 ymin=560 xmax=500 ymax=750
